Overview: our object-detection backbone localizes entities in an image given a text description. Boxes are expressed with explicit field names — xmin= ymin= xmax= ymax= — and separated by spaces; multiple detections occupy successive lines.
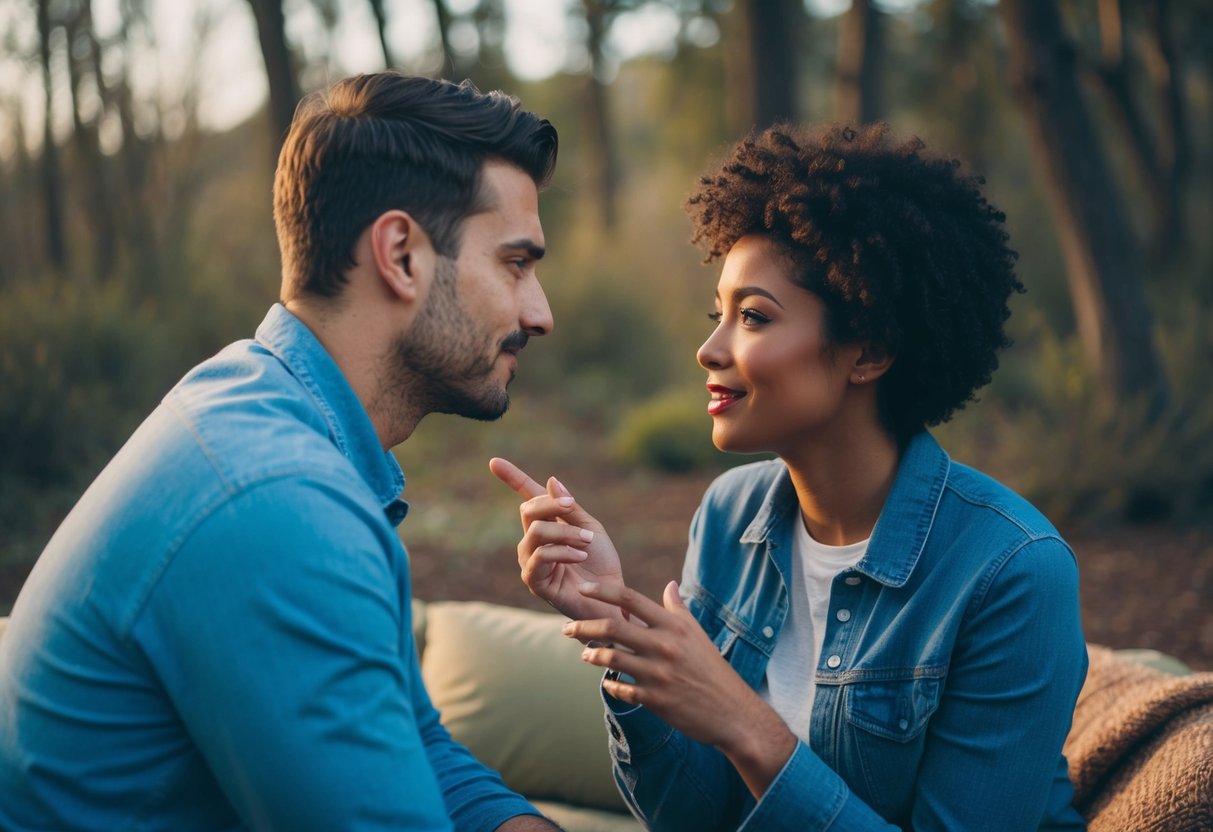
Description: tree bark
xmin=1144 ymin=0 xmax=1188 ymax=253
xmin=735 ymin=0 xmax=801 ymax=129
xmin=65 ymin=0 xmax=118 ymax=281
xmin=36 ymin=0 xmax=67 ymax=272
xmin=835 ymin=0 xmax=884 ymax=124
xmin=1091 ymin=0 xmax=1176 ymax=253
xmin=583 ymin=0 xmax=619 ymax=229
xmin=1000 ymin=0 xmax=1167 ymax=416
xmin=245 ymin=0 xmax=301 ymax=148
xmin=431 ymin=0 xmax=454 ymax=79
xmin=367 ymin=0 xmax=396 ymax=69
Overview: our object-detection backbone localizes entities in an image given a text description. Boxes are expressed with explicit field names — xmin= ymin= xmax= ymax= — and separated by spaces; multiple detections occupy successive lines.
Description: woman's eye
xmin=740 ymin=308 xmax=770 ymax=325
xmin=707 ymin=311 xmax=722 ymax=323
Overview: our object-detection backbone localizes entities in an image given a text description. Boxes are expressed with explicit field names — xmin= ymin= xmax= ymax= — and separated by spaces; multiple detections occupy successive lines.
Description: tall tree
xmin=583 ymin=0 xmax=620 ymax=229
xmin=729 ymin=0 xmax=802 ymax=130
xmin=367 ymin=0 xmax=396 ymax=68
xmin=834 ymin=0 xmax=885 ymax=124
xmin=36 ymin=0 xmax=66 ymax=272
xmin=1090 ymin=0 xmax=1176 ymax=252
xmin=430 ymin=0 xmax=454 ymax=78
xmin=245 ymin=0 xmax=301 ymax=148
xmin=1000 ymin=0 xmax=1167 ymax=416
xmin=65 ymin=0 xmax=118 ymax=281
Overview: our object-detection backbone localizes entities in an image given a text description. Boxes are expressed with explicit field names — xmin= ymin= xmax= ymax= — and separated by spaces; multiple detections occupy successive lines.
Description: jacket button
xmin=826 ymin=654 xmax=842 ymax=669
xmin=844 ymin=576 xmax=862 ymax=586
xmin=761 ymin=626 xmax=774 ymax=639
xmin=836 ymin=609 xmax=851 ymax=622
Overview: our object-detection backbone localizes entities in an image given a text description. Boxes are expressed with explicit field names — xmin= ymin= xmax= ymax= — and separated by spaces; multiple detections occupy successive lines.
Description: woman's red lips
xmin=706 ymin=384 xmax=745 ymax=415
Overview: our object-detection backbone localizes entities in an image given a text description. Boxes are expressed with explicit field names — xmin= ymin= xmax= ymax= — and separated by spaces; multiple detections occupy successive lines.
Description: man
xmin=0 ymin=73 xmax=562 ymax=831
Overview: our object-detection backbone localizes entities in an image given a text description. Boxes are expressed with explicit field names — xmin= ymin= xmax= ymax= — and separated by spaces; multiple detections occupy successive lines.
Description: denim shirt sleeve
xmin=607 ymin=485 xmax=1086 ymax=830
xmin=130 ymin=476 xmax=536 ymax=831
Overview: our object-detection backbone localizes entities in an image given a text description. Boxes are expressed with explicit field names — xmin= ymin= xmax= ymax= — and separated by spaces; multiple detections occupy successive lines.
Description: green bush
xmin=612 ymin=388 xmax=733 ymax=473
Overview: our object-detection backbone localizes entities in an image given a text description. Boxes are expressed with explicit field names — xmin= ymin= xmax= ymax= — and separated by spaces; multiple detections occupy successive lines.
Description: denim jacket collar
xmin=738 ymin=432 xmax=949 ymax=589
xmin=255 ymin=304 xmax=409 ymax=526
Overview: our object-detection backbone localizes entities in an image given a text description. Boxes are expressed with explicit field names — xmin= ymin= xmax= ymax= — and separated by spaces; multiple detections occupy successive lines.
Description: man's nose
xmin=521 ymin=276 xmax=553 ymax=336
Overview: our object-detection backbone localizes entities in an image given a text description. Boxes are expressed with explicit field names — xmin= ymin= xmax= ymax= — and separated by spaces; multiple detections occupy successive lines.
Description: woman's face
xmin=696 ymin=235 xmax=862 ymax=456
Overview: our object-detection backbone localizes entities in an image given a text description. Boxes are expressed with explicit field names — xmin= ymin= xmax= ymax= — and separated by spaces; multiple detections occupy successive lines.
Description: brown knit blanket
xmin=1064 ymin=645 xmax=1213 ymax=831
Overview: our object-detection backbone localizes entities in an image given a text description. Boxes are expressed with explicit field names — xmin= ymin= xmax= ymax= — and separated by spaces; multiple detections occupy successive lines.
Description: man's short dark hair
xmin=687 ymin=123 xmax=1022 ymax=441
xmin=274 ymin=73 xmax=558 ymax=300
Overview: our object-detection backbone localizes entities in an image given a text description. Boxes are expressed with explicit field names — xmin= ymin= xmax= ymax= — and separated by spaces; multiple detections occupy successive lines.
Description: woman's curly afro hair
xmin=687 ymin=123 xmax=1023 ymax=441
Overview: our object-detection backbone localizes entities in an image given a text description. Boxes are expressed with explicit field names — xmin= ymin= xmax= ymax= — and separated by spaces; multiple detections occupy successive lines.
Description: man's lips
xmin=706 ymin=383 xmax=746 ymax=415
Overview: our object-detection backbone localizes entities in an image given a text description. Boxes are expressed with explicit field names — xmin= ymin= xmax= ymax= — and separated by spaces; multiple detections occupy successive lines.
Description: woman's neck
xmin=781 ymin=425 xmax=901 ymax=547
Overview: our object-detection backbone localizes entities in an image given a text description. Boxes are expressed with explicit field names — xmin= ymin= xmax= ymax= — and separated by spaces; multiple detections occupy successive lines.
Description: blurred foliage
xmin=612 ymin=387 xmax=731 ymax=473
xmin=1 ymin=0 xmax=1212 ymax=582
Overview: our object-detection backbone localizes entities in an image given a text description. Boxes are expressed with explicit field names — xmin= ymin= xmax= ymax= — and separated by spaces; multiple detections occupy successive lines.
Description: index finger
xmin=488 ymin=457 xmax=545 ymax=499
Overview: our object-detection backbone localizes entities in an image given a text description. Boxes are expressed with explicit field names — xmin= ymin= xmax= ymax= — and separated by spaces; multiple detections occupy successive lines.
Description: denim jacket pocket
xmin=841 ymin=672 xmax=944 ymax=814
xmin=686 ymin=587 xmax=740 ymax=657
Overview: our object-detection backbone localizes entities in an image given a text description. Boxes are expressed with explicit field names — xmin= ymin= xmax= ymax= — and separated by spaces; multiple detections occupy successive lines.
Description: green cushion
xmin=419 ymin=601 xmax=627 ymax=812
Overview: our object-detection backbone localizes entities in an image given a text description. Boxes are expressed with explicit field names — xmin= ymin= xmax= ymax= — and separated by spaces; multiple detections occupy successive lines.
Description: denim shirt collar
xmin=738 ymin=432 xmax=949 ymax=588
xmin=255 ymin=304 xmax=409 ymax=527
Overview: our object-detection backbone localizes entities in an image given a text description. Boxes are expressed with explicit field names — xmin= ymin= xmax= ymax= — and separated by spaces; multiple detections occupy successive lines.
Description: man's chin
xmin=438 ymin=392 xmax=510 ymax=423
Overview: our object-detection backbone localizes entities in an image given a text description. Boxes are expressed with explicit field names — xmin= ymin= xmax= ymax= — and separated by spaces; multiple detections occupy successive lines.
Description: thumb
xmin=663 ymin=580 xmax=688 ymax=615
xmin=546 ymin=477 xmax=604 ymax=531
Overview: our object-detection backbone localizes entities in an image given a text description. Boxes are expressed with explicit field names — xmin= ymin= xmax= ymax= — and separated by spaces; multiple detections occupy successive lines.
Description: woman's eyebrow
xmin=727 ymin=286 xmax=785 ymax=309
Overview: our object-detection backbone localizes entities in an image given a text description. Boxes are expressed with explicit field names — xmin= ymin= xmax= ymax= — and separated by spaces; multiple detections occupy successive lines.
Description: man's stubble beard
xmin=391 ymin=256 xmax=512 ymax=423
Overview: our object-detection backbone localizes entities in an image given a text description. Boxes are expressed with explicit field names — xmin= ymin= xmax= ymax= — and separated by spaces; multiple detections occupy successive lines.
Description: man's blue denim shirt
xmin=0 ymin=304 xmax=538 ymax=830
xmin=607 ymin=433 xmax=1088 ymax=831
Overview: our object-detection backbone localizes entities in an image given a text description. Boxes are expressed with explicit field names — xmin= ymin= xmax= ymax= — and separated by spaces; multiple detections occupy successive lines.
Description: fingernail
xmin=579 ymin=528 xmax=594 ymax=542
xmin=569 ymin=547 xmax=588 ymax=560
xmin=581 ymin=648 xmax=592 ymax=661
xmin=558 ymin=496 xmax=574 ymax=507
xmin=579 ymin=581 xmax=598 ymax=593
xmin=562 ymin=621 xmax=573 ymax=635
xmin=553 ymin=477 xmax=572 ymax=498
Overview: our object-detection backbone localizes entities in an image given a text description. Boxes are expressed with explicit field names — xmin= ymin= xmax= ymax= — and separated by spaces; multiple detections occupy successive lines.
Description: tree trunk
xmin=1000 ymin=0 xmax=1168 ymax=416
xmin=367 ymin=0 xmax=396 ymax=69
xmin=431 ymin=0 xmax=454 ymax=79
xmin=245 ymin=0 xmax=301 ymax=148
xmin=583 ymin=0 xmax=618 ymax=229
xmin=733 ymin=0 xmax=801 ymax=129
xmin=1091 ymin=0 xmax=1175 ymax=253
xmin=36 ymin=0 xmax=67 ymax=272
xmin=835 ymin=0 xmax=884 ymax=124
xmin=65 ymin=0 xmax=118 ymax=282
xmin=1144 ymin=0 xmax=1188 ymax=254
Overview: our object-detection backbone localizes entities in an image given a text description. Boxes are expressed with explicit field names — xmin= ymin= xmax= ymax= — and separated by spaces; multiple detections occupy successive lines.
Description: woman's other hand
xmin=567 ymin=580 xmax=797 ymax=800
xmin=489 ymin=457 xmax=626 ymax=624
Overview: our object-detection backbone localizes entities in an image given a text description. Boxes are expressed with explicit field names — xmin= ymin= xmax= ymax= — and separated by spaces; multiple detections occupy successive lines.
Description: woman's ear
xmin=850 ymin=344 xmax=894 ymax=386
xmin=370 ymin=210 xmax=436 ymax=304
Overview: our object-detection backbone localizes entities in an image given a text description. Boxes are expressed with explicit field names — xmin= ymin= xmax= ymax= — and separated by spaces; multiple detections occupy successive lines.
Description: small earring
xmin=856 ymin=374 xmax=865 ymax=383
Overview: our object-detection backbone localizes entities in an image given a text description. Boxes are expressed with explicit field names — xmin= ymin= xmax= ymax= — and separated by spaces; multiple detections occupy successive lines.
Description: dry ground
xmin=4 ymin=470 xmax=1209 ymax=671
xmin=406 ymin=469 xmax=1213 ymax=673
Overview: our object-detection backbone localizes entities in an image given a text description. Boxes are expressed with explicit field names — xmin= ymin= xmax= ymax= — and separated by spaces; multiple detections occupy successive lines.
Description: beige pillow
xmin=420 ymin=601 xmax=626 ymax=812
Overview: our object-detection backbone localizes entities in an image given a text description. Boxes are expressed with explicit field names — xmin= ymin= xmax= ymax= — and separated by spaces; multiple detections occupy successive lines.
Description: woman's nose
xmin=696 ymin=326 xmax=729 ymax=371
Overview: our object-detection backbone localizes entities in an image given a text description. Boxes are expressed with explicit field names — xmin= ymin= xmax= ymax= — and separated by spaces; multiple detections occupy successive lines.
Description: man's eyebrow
xmin=501 ymin=239 xmax=546 ymax=260
xmin=717 ymin=286 xmax=785 ymax=309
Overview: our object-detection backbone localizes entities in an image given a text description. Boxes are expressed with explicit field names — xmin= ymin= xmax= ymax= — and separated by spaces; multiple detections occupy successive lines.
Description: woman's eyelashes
xmin=707 ymin=307 xmax=772 ymax=326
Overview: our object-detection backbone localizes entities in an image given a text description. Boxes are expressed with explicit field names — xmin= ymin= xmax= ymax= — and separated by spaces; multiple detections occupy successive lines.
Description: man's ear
xmin=850 ymin=343 xmax=895 ymax=385
xmin=369 ymin=210 xmax=436 ymax=304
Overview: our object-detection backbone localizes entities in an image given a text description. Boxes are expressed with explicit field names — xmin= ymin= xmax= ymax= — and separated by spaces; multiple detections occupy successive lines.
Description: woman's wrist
xmin=715 ymin=695 xmax=798 ymax=799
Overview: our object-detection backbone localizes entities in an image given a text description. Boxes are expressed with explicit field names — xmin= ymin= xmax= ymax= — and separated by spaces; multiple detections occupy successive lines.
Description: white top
xmin=759 ymin=514 xmax=868 ymax=741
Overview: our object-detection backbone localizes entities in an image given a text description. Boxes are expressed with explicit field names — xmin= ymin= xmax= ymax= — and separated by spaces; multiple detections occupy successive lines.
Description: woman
xmin=490 ymin=124 xmax=1087 ymax=830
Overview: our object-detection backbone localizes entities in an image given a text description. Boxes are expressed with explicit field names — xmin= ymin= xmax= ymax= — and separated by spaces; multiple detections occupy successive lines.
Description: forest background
xmin=1 ymin=0 xmax=1211 ymax=669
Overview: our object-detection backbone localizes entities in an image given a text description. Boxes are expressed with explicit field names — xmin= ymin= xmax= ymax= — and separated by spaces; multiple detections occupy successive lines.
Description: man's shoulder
xmin=164 ymin=340 xmax=348 ymax=486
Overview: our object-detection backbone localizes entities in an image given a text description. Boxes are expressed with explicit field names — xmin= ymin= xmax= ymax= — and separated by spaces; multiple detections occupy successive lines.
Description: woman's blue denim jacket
xmin=605 ymin=432 xmax=1088 ymax=831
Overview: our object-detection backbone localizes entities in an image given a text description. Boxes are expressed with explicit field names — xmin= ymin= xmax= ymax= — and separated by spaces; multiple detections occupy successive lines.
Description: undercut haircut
xmin=274 ymin=72 xmax=558 ymax=301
